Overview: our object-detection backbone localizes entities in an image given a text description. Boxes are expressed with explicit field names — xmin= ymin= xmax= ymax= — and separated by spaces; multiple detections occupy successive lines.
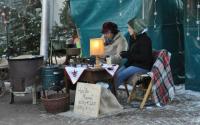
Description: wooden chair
xmin=124 ymin=73 xmax=152 ymax=109
xmin=124 ymin=51 xmax=159 ymax=109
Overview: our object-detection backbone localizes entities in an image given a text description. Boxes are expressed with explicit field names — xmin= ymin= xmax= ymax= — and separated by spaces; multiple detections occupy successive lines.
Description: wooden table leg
xmin=42 ymin=89 xmax=46 ymax=98
xmin=36 ymin=91 xmax=41 ymax=99
xmin=32 ymin=83 xmax=36 ymax=104
xmin=10 ymin=92 xmax=14 ymax=104
xmin=111 ymin=78 xmax=117 ymax=96
xmin=64 ymin=76 xmax=70 ymax=93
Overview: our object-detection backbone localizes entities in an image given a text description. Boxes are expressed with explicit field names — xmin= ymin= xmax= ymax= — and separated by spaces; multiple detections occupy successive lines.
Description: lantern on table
xmin=90 ymin=38 xmax=105 ymax=68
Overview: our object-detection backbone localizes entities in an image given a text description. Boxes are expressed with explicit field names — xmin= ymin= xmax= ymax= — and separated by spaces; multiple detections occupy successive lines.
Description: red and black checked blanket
xmin=150 ymin=49 xmax=175 ymax=106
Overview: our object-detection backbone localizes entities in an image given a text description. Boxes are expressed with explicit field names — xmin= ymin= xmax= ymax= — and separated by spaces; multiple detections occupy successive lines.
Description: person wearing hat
xmin=114 ymin=18 xmax=153 ymax=89
xmin=101 ymin=22 xmax=128 ymax=65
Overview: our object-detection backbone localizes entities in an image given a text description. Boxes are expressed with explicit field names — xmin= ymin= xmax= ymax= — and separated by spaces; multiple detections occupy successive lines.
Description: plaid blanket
xmin=150 ymin=49 xmax=175 ymax=105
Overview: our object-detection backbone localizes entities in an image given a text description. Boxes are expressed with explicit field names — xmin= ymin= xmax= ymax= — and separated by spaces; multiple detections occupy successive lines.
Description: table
xmin=64 ymin=67 xmax=117 ymax=96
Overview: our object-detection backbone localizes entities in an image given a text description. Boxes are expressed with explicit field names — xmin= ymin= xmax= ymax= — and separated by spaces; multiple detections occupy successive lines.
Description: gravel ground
xmin=0 ymin=85 xmax=200 ymax=125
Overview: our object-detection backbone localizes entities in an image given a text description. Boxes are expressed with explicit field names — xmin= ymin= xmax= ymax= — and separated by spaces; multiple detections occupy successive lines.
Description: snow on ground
xmin=1 ymin=84 xmax=200 ymax=125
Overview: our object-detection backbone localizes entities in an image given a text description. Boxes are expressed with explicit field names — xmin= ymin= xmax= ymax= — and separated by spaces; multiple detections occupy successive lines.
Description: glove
xmin=120 ymin=51 xmax=128 ymax=58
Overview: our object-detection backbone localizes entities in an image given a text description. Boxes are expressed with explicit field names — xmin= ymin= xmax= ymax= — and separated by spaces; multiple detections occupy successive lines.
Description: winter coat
xmin=104 ymin=32 xmax=128 ymax=64
xmin=121 ymin=33 xmax=153 ymax=70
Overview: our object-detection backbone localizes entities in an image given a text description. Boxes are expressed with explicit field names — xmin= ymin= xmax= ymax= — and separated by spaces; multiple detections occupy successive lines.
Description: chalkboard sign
xmin=74 ymin=82 xmax=101 ymax=117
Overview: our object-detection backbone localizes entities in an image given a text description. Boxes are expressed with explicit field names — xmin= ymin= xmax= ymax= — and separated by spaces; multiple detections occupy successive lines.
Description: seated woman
xmin=115 ymin=18 xmax=153 ymax=89
xmin=101 ymin=22 xmax=128 ymax=65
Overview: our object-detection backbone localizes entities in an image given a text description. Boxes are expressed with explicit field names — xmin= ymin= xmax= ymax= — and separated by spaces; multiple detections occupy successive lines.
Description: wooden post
xmin=40 ymin=0 xmax=50 ymax=61
xmin=32 ymin=83 xmax=37 ymax=104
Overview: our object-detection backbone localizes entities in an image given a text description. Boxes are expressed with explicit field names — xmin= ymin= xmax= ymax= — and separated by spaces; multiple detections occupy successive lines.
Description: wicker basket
xmin=41 ymin=93 xmax=70 ymax=113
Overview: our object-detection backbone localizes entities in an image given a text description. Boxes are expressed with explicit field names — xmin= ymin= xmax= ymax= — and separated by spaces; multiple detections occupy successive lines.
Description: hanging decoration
xmin=142 ymin=0 xmax=145 ymax=19
xmin=186 ymin=2 xmax=190 ymax=36
xmin=197 ymin=0 xmax=200 ymax=40
xmin=153 ymin=0 xmax=158 ymax=29
xmin=119 ymin=0 xmax=123 ymax=17
xmin=186 ymin=0 xmax=200 ymax=39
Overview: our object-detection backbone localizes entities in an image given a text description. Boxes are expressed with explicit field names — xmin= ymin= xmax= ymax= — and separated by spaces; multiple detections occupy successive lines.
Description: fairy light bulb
xmin=1 ymin=12 xmax=5 ymax=16
xmin=197 ymin=3 xmax=200 ymax=9
xmin=196 ymin=20 xmax=200 ymax=25
xmin=187 ymin=4 xmax=190 ymax=8
xmin=186 ymin=18 xmax=189 ymax=22
xmin=197 ymin=36 xmax=200 ymax=41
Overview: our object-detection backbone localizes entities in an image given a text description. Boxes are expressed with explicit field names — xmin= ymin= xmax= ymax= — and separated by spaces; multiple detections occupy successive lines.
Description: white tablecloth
xmin=65 ymin=64 xmax=119 ymax=84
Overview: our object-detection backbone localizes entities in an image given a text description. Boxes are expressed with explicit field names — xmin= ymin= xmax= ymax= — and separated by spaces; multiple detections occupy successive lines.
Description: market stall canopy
xmin=70 ymin=0 xmax=185 ymax=84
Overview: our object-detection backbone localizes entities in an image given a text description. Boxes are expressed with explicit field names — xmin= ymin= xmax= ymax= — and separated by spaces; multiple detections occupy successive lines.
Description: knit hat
xmin=101 ymin=22 xmax=119 ymax=34
xmin=128 ymin=18 xmax=147 ymax=34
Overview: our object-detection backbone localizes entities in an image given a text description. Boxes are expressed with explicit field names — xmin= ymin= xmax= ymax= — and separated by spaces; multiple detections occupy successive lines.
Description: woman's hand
xmin=120 ymin=51 xmax=128 ymax=58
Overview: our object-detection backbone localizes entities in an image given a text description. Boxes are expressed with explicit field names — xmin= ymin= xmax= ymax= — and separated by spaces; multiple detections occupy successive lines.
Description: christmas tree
xmin=0 ymin=0 xmax=41 ymax=57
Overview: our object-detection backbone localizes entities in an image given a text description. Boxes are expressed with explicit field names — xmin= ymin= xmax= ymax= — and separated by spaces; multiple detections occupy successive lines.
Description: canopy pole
xmin=142 ymin=0 xmax=145 ymax=19
xmin=40 ymin=0 xmax=49 ymax=61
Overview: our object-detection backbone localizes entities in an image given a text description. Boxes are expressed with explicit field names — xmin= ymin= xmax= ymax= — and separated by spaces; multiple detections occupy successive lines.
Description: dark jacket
xmin=121 ymin=33 xmax=153 ymax=70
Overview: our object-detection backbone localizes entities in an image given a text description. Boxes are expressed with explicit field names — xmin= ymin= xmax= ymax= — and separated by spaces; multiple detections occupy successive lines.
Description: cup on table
xmin=106 ymin=56 xmax=112 ymax=65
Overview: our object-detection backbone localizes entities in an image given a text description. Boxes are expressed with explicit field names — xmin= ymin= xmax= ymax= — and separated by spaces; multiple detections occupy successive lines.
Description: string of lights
xmin=186 ymin=1 xmax=190 ymax=37
xmin=197 ymin=0 xmax=200 ymax=40
xmin=153 ymin=0 xmax=157 ymax=29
